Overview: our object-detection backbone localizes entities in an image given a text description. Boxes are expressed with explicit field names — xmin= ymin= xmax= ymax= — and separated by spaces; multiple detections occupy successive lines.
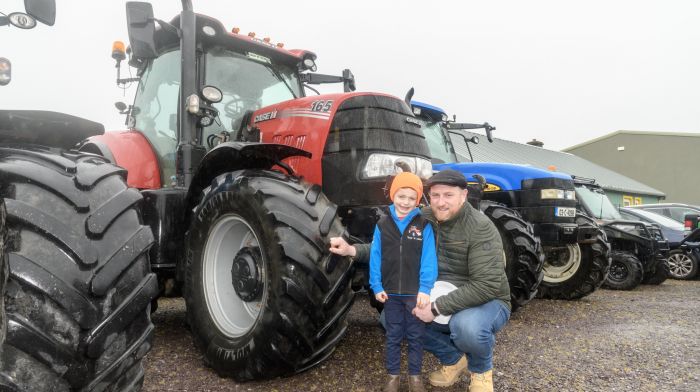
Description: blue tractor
xmin=412 ymin=101 xmax=610 ymax=302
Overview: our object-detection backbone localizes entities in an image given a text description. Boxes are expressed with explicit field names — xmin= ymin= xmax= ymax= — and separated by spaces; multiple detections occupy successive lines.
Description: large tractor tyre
xmin=0 ymin=147 xmax=158 ymax=391
xmin=481 ymin=203 xmax=544 ymax=311
xmin=0 ymin=199 xmax=6 ymax=345
xmin=537 ymin=214 xmax=610 ymax=300
xmin=603 ymin=251 xmax=644 ymax=290
xmin=184 ymin=170 xmax=355 ymax=381
xmin=641 ymin=259 xmax=669 ymax=285
xmin=666 ymin=249 xmax=699 ymax=280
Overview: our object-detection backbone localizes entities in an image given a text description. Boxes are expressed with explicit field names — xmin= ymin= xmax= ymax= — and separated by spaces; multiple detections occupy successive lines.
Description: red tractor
xmin=2 ymin=0 xmax=433 ymax=388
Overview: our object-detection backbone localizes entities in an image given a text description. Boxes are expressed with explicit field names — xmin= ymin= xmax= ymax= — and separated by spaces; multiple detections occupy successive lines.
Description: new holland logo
xmin=254 ymin=110 xmax=277 ymax=123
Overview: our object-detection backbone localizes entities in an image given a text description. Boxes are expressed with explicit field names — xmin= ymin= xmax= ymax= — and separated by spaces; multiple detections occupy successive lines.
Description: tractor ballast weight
xmin=573 ymin=178 xmax=669 ymax=289
xmin=77 ymin=1 xmax=430 ymax=382
xmin=412 ymin=101 xmax=610 ymax=302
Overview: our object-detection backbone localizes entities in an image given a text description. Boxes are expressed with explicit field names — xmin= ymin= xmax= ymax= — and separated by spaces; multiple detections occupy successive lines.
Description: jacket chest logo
xmin=406 ymin=225 xmax=423 ymax=241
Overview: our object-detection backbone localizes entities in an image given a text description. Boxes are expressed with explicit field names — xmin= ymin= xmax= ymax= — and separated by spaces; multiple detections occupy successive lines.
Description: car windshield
xmin=203 ymin=48 xmax=302 ymax=145
xmin=575 ymin=185 xmax=621 ymax=220
xmin=421 ymin=119 xmax=458 ymax=164
xmin=622 ymin=208 xmax=685 ymax=230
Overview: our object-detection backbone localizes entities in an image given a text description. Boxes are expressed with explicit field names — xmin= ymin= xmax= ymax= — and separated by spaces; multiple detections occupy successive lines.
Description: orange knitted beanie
xmin=389 ymin=172 xmax=424 ymax=201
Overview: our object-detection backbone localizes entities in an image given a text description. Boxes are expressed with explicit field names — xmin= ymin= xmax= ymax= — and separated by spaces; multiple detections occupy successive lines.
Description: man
xmin=330 ymin=169 xmax=511 ymax=392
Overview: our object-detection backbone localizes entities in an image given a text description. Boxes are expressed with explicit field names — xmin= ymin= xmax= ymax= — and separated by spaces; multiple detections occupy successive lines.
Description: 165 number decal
xmin=311 ymin=100 xmax=333 ymax=112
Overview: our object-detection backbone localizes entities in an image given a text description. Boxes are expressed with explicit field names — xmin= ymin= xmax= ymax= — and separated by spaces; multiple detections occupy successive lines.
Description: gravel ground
xmin=143 ymin=280 xmax=700 ymax=392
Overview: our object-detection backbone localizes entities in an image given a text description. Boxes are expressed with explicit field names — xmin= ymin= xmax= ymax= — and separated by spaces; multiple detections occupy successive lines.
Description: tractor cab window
xmin=422 ymin=120 xmax=458 ymax=164
xmin=203 ymin=48 xmax=301 ymax=147
xmin=131 ymin=50 xmax=180 ymax=186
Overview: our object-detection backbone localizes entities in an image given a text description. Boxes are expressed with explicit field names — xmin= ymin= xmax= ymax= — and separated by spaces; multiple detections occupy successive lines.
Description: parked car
xmin=620 ymin=207 xmax=699 ymax=279
xmin=629 ymin=203 xmax=700 ymax=224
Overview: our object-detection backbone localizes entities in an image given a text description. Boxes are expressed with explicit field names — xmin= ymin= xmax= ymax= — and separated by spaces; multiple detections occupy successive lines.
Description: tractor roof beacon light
xmin=112 ymin=41 xmax=127 ymax=62
xmin=0 ymin=58 xmax=11 ymax=86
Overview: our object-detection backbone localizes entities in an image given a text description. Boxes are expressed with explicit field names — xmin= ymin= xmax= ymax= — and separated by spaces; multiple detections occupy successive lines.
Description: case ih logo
xmin=254 ymin=110 xmax=277 ymax=123
xmin=405 ymin=117 xmax=421 ymax=127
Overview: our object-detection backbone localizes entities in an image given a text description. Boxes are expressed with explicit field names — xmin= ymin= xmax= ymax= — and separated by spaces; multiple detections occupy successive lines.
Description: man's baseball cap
xmin=425 ymin=169 xmax=468 ymax=189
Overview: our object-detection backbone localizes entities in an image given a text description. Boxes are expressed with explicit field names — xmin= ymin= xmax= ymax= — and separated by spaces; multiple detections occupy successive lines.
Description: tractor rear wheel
xmin=481 ymin=203 xmax=543 ymax=311
xmin=0 ymin=147 xmax=158 ymax=391
xmin=537 ymin=214 xmax=610 ymax=300
xmin=603 ymin=251 xmax=643 ymax=290
xmin=184 ymin=170 xmax=354 ymax=381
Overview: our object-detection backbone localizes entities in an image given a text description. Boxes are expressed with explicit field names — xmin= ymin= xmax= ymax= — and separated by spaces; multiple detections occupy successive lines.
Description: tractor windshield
xmin=575 ymin=184 xmax=621 ymax=220
xmin=421 ymin=120 xmax=458 ymax=164
xmin=203 ymin=48 xmax=302 ymax=141
xmin=131 ymin=48 xmax=302 ymax=186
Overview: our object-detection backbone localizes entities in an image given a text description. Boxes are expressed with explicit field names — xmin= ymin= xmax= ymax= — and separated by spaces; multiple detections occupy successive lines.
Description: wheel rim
xmin=203 ymin=214 xmax=266 ymax=338
xmin=608 ymin=260 xmax=629 ymax=282
xmin=667 ymin=252 xmax=693 ymax=279
xmin=542 ymin=244 xmax=582 ymax=283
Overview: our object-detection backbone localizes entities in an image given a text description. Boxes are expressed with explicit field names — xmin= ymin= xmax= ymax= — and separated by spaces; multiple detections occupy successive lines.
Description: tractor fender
xmin=0 ymin=110 xmax=104 ymax=149
xmin=80 ymin=130 xmax=161 ymax=189
xmin=186 ymin=141 xmax=312 ymax=211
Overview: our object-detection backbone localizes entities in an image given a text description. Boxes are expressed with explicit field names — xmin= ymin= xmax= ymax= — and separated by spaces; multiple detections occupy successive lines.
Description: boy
xmin=370 ymin=172 xmax=438 ymax=392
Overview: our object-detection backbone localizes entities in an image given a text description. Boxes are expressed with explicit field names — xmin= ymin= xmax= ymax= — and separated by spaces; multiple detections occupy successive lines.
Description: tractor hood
xmin=434 ymin=161 xmax=572 ymax=191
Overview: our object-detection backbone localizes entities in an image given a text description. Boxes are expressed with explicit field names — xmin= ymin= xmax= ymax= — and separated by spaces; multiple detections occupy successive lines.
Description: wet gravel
xmin=143 ymin=280 xmax=700 ymax=392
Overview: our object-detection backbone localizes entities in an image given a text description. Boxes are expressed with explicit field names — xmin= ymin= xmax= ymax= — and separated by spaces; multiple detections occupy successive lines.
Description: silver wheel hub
xmin=667 ymin=252 xmax=693 ymax=278
xmin=203 ymin=215 xmax=266 ymax=338
xmin=543 ymin=244 xmax=582 ymax=283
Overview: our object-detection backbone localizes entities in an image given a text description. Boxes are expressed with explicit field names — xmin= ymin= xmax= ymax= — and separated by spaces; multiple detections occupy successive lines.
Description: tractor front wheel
xmin=185 ymin=170 xmax=354 ymax=381
xmin=537 ymin=214 xmax=610 ymax=300
xmin=481 ymin=203 xmax=544 ymax=311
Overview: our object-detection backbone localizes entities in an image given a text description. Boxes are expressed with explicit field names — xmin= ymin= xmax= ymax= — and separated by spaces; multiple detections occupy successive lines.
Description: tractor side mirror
xmin=125 ymin=2 xmax=157 ymax=59
xmin=24 ymin=0 xmax=55 ymax=26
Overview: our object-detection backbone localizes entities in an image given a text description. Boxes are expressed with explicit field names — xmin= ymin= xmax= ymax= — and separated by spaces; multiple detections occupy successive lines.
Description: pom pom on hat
xmin=389 ymin=172 xmax=424 ymax=201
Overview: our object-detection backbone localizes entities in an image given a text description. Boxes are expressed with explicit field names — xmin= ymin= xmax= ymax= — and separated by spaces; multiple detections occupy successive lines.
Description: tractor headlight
xmin=540 ymin=189 xmax=576 ymax=200
xmin=540 ymin=189 xmax=565 ymax=199
xmin=362 ymin=154 xmax=433 ymax=180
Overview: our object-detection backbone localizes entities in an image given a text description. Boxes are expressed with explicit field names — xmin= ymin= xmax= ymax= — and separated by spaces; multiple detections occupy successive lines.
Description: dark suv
xmin=629 ymin=203 xmax=700 ymax=224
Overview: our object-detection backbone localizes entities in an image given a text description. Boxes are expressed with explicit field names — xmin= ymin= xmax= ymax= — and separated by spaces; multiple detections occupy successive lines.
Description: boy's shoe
xmin=382 ymin=374 xmax=400 ymax=392
xmin=408 ymin=375 xmax=427 ymax=392
xmin=428 ymin=355 xmax=468 ymax=387
xmin=469 ymin=369 xmax=493 ymax=392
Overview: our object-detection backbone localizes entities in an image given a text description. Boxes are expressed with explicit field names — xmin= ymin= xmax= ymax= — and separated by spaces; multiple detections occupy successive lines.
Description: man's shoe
xmin=428 ymin=355 xmax=468 ymax=387
xmin=382 ymin=374 xmax=400 ymax=392
xmin=408 ymin=375 xmax=427 ymax=392
xmin=469 ymin=369 xmax=493 ymax=392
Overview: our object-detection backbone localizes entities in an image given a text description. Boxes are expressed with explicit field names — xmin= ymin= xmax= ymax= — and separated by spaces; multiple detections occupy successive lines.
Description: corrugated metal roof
xmin=562 ymin=130 xmax=700 ymax=151
xmin=451 ymin=132 xmax=666 ymax=197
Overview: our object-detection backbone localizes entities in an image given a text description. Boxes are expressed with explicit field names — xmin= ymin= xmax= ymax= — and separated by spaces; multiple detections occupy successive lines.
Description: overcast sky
xmin=2 ymin=0 xmax=699 ymax=150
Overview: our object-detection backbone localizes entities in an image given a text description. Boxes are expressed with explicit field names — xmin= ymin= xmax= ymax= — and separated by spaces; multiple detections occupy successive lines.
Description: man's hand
xmin=417 ymin=292 xmax=430 ymax=308
xmin=375 ymin=291 xmax=388 ymax=303
xmin=329 ymin=237 xmax=357 ymax=257
xmin=412 ymin=302 xmax=435 ymax=323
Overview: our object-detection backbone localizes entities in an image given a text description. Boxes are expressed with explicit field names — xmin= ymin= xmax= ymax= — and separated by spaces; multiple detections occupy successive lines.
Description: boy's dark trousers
xmin=384 ymin=295 xmax=425 ymax=375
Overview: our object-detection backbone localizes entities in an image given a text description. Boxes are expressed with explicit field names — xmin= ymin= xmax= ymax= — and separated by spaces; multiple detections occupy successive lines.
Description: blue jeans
xmin=384 ymin=296 xmax=425 ymax=375
xmin=422 ymin=299 xmax=510 ymax=373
